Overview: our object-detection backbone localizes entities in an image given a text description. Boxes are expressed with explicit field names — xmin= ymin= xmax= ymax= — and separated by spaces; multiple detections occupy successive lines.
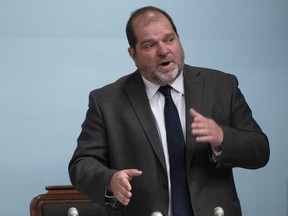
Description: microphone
xmin=214 ymin=207 xmax=224 ymax=216
xmin=68 ymin=207 xmax=79 ymax=216
xmin=151 ymin=211 xmax=163 ymax=216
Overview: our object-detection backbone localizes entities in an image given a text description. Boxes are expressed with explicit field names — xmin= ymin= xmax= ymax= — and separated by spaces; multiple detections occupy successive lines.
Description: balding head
xmin=126 ymin=6 xmax=178 ymax=49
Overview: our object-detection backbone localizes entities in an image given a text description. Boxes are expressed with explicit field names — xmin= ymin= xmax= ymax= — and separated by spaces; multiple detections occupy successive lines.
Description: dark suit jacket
xmin=69 ymin=64 xmax=269 ymax=216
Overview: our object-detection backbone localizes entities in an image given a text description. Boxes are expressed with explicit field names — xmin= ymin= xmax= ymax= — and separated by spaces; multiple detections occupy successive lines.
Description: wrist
xmin=212 ymin=145 xmax=222 ymax=153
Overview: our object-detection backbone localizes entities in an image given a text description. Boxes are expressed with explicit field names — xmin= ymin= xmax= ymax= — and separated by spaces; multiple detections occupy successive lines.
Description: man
xmin=69 ymin=6 xmax=269 ymax=216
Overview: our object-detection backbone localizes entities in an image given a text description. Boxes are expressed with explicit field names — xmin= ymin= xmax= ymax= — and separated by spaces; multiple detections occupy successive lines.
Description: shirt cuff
xmin=211 ymin=147 xmax=222 ymax=163
xmin=104 ymin=188 xmax=119 ymax=208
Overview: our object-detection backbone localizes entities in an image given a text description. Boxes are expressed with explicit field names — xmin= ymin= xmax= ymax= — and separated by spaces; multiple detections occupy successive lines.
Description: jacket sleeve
xmin=215 ymin=75 xmax=270 ymax=169
xmin=68 ymin=91 xmax=118 ymax=204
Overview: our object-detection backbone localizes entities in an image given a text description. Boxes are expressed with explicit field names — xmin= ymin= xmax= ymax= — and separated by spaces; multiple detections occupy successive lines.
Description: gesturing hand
xmin=189 ymin=108 xmax=223 ymax=151
xmin=107 ymin=169 xmax=142 ymax=206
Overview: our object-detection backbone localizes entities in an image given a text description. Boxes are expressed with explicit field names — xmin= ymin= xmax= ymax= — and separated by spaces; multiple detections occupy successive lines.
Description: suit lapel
xmin=124 ymin=71 xmax=167 ymax=171
xmin=183 ymin=65 xmax=205 ymax=166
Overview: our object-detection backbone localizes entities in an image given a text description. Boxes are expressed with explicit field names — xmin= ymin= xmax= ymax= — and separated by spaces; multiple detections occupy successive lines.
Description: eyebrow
xmin=139 ymin=32 xmax=176 ymax=45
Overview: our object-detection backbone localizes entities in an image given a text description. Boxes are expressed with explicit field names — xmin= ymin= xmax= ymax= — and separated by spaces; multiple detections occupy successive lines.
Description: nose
xmin=157 ymin=42 xmax=169 ymax=56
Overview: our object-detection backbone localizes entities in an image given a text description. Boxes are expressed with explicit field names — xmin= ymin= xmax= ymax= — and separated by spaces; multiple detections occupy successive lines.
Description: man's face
xmin=128 ymin=12 xmax=185 ymax=85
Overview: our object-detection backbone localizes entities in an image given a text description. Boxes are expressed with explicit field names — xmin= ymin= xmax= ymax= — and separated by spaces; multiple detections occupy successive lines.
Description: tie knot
xmin=158 ymin=85 xmax=172 ymax=97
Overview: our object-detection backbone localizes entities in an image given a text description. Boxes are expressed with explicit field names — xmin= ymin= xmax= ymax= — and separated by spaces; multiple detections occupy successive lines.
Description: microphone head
xmin=214 ymin=207 xmax=224 ymax=216
xmin=68 ymin=207 xmax=79 ymax=216
xmin=151 ymin=211 xmax=163 ymax=216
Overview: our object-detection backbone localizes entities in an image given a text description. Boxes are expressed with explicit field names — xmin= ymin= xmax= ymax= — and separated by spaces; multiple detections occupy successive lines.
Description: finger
xmin=117 ymin=194 xmax=131 ymax=206
xmin=116 ymin=189 xmax=132 ymax=205
xmin=118 ymin=174 xmax=133 ymax=191
xmin=115 ymin=184 xmax=132 ymax=197
xmin=191 ymin=121 xmax=207 ymax=129
xmin=195 ymin=134 xmax=213 ymax=143
xmin=192 ymin=127 xmax=209 ymax=136
xmin=112 ymin=180 xmax=132 ymax=205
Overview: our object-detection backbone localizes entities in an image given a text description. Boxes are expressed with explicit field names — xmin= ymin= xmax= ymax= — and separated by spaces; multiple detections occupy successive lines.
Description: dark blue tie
xmin=158 ymin=85 xmax=193 ymax=216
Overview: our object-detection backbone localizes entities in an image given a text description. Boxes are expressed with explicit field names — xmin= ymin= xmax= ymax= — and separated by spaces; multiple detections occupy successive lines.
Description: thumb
xmin=124 ymin=169 xmax=143 ymax=179
xmin=189 ymin=108 xmax=200 ymax=118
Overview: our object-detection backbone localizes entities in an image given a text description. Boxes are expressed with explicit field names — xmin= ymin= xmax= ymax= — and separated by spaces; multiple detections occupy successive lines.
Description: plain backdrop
xmin=0 ymin=0 xmax=287 ymax=215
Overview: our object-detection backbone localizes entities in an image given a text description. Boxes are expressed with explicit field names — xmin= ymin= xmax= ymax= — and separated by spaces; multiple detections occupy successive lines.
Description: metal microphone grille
xmin=214 ymin=206 xmax=224 ymax=216
xmin=68 ymin=207 xmax=79 ymax=216
xmin=151 ymin=211 xmax=163 ymax=216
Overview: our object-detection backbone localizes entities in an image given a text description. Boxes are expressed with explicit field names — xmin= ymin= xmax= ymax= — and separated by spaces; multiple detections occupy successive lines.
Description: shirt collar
xmin=142 ymin=71 xmax=184 ymax=100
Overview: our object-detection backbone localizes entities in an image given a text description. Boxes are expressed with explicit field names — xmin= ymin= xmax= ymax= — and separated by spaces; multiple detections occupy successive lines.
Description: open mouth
xmin=160 ymin=61 xmax=170 ymax=66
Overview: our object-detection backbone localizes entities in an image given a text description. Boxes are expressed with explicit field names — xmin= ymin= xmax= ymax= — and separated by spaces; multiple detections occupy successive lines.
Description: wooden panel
xmin=30 ymin=185 xmax=98 ymax=216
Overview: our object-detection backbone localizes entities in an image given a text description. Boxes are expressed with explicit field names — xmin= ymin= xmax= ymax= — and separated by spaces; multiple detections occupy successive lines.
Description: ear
xmin=128 ymin=47 xmax=136 ymax=61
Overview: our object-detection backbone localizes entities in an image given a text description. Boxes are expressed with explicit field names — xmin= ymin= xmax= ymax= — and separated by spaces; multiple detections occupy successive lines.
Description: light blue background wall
xmin=0 ymin=0 xmax=287 ymax=215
